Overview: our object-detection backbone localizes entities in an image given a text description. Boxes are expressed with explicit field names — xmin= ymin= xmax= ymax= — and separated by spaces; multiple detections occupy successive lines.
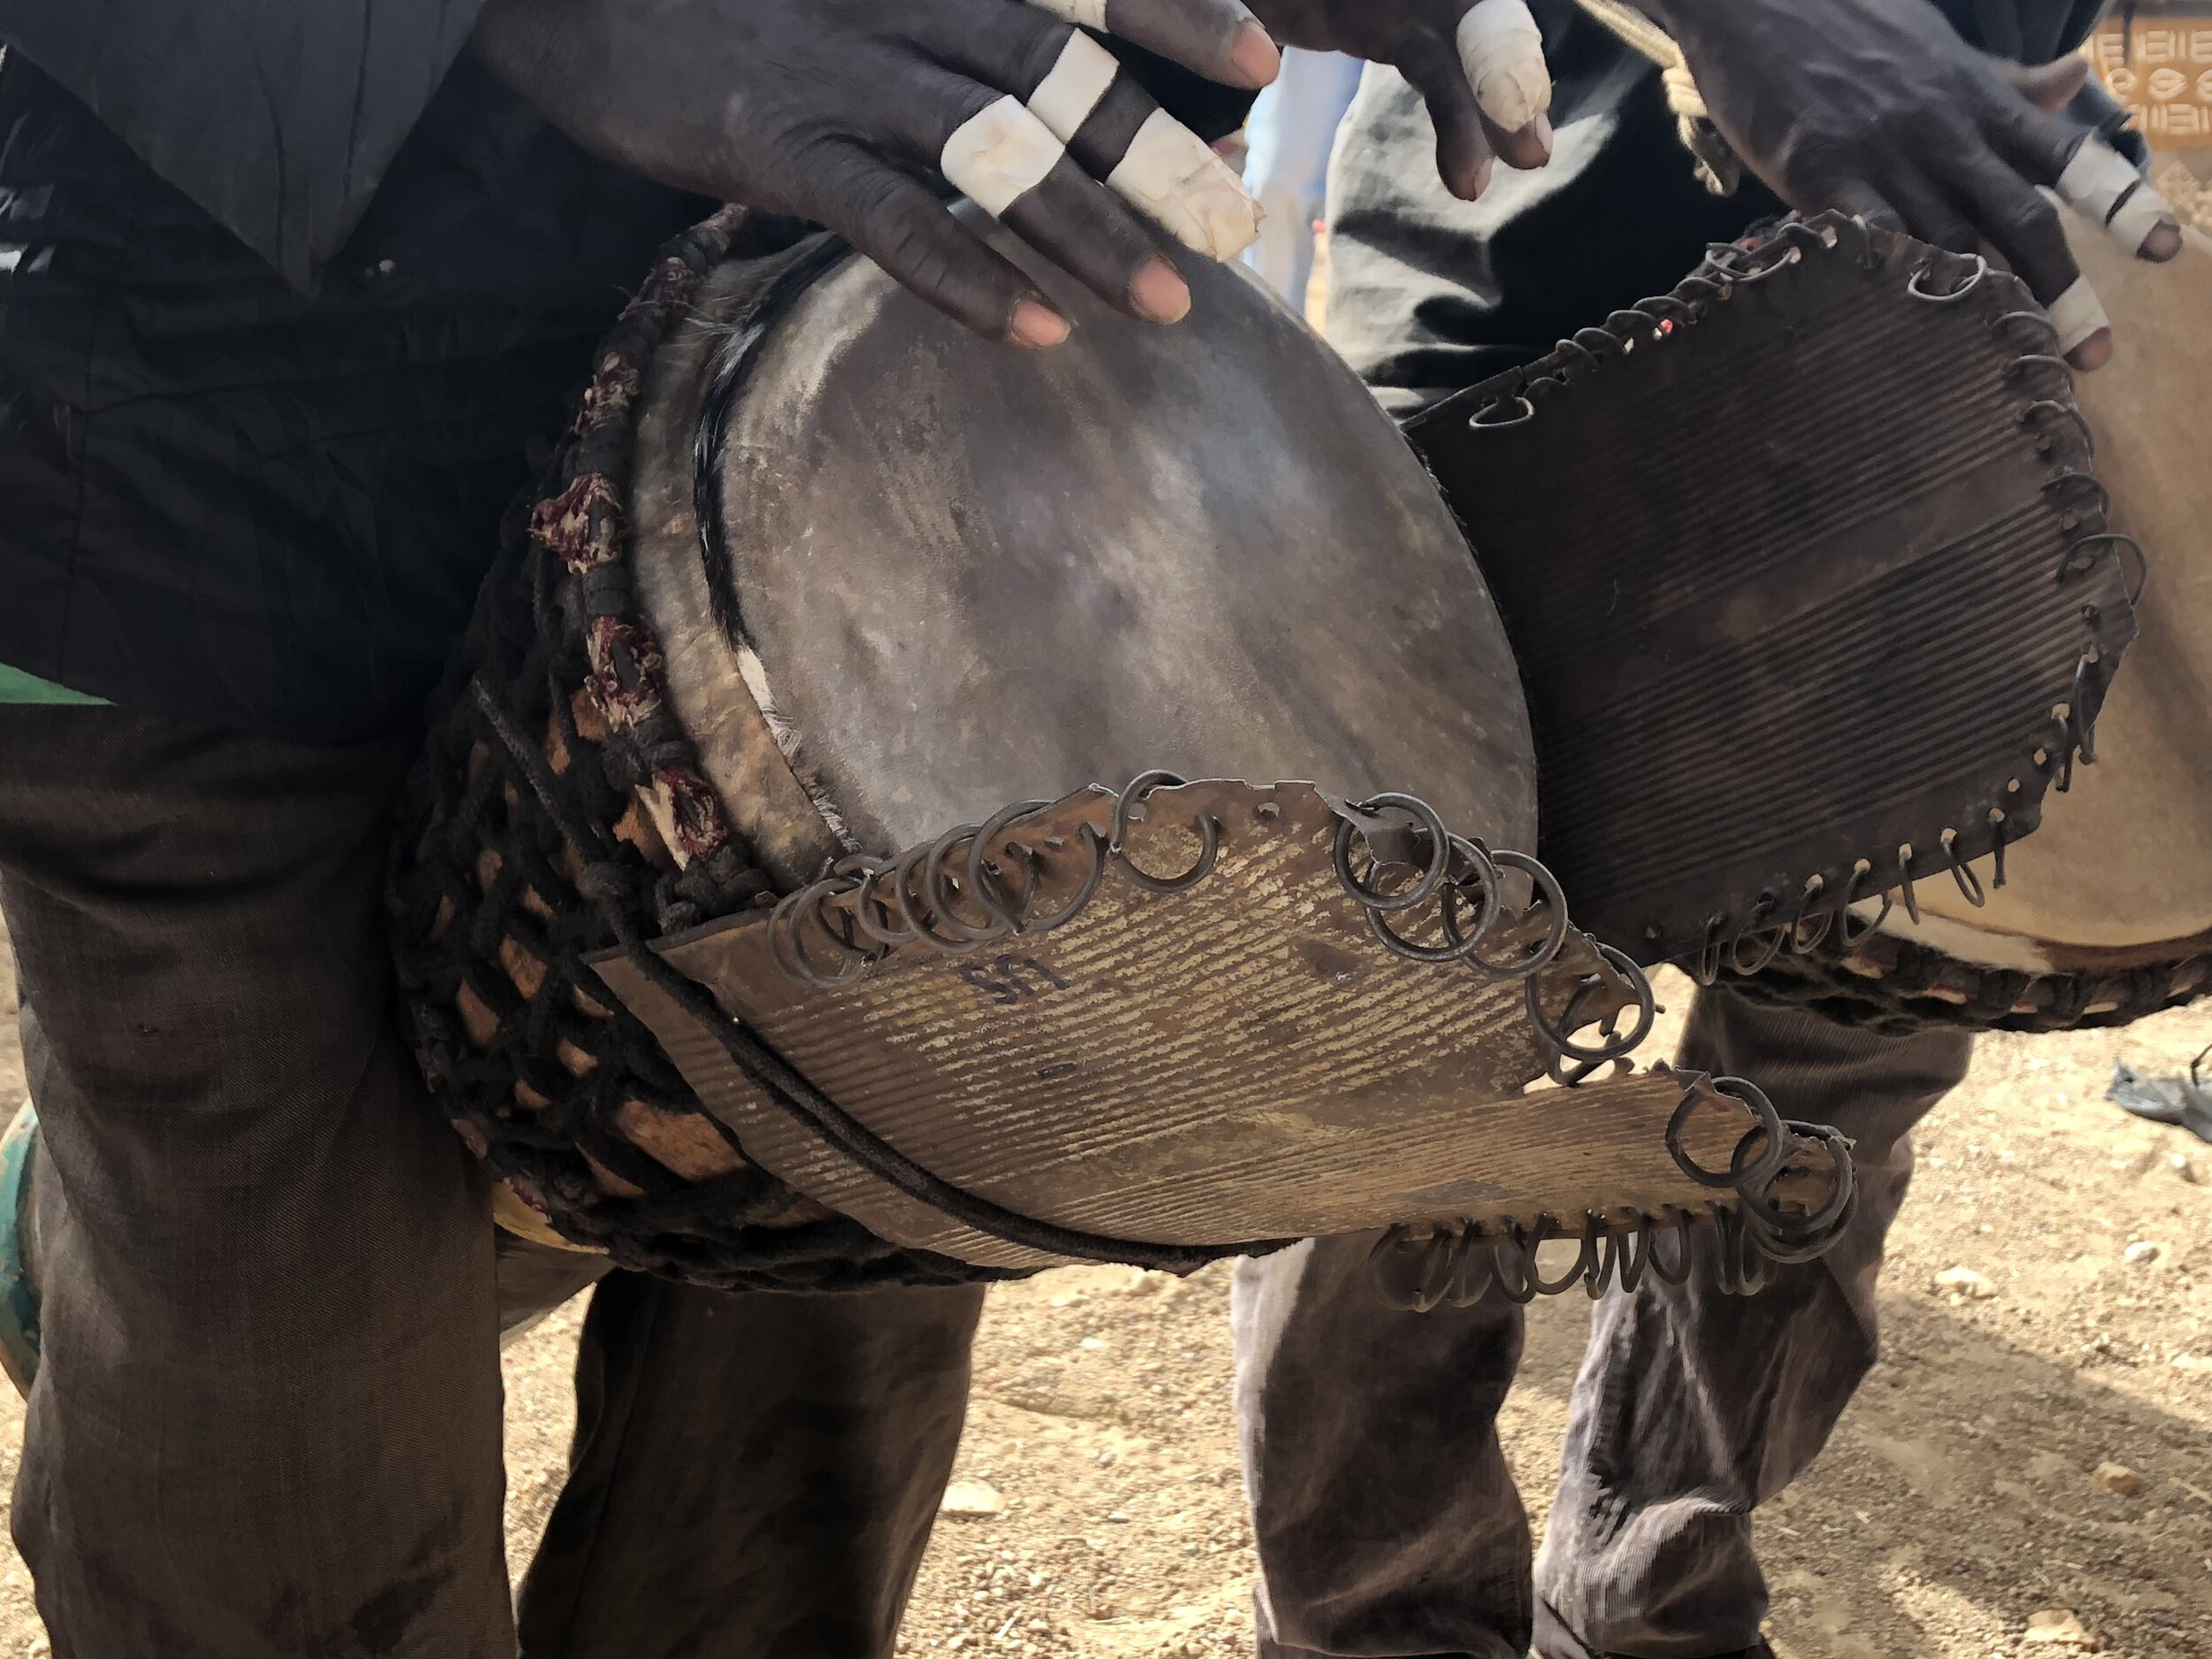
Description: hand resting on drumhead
xmin=472 ymin=0 xmax=1283 ymax=347
xmin=1640 ymin=0 xmax=2185 ymax=371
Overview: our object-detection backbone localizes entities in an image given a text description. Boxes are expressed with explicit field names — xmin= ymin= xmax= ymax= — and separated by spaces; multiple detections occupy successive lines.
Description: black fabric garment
xmin=0 ymin=0 xmax=489 ymax=289
xmin=0 ymin=16 xmax=1250 ymax=744
xmin=0 ymin=51 xmax=711 ymax=740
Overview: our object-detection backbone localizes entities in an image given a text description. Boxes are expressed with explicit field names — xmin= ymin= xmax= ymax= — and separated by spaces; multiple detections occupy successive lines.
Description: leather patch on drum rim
xmin=1407 ymin=213 xmax=2142 ymax=972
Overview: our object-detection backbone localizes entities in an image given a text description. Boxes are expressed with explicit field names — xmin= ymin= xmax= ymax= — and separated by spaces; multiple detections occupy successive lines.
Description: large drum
xmin=388 ymin=208 xmax=2118 ymax=1292
xmin=1729 ymin=207 xmax=2211 ymax=1033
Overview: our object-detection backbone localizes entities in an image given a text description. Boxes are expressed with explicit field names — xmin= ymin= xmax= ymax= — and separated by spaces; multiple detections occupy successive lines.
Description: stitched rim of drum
xmin=1408 ymin=211 xmax=2144 ymax=983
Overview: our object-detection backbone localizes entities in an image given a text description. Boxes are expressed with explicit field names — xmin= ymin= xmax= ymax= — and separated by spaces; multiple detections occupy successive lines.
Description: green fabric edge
xmin=0 ymin=664 xmax=109 ymax=706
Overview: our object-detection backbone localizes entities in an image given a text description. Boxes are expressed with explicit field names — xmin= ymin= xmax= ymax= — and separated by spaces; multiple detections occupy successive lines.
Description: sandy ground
xmin=4 ymin=930 xmax=2212 ymax=1657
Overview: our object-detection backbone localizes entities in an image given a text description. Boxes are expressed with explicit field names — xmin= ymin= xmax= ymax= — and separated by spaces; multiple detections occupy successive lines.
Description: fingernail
xmin=1231 ymin=22 xmax=1281 ymax=88
xmin=2066 ymin=326 xmax=2115 ymax=373
xmin=1009 ymin=298 xmax=1071 ymax=349
xmin=2140 ymin=219 xmax=2185 ymax=262
xmin=1531 ymin=112 xmax=1555 ymax=157
xmin=1471 ymin=157 xmax=1495 ymax=198
xmin=1130 ymin=258 xmax=1192 ymax=324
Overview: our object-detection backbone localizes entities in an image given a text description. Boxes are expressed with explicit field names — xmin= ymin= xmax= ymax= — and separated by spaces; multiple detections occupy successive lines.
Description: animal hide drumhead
xmin=1408 ymin=214 xmax=2139 ymax=968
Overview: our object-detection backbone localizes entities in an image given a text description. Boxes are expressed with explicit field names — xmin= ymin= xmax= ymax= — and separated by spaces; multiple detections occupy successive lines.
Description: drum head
xmin=687 ymin=211 xmax=1536 ymax=858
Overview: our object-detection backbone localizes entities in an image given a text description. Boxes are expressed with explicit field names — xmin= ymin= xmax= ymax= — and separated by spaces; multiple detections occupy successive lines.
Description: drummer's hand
xmin=472 ymin=0 xmax=1286 ymax=347
xmin=1640 ymin=0 xmax=2185 ymax=370
xmin=1247 ymin=0 xmax=1555 ymax=195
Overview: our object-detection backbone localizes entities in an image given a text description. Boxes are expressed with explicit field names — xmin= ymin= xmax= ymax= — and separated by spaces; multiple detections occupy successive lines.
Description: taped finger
xmin=941 ymin=95 xmax=1071 ymax=219
xmin=1015 ymin=32 xmax=1263 ymax=261
xmin=1456 ymin=0 xmax=1552 ymax=136
xmin=1107 ymin=110 xmax=1264 ymax=260
xmin=2046 ymin=274 xmax=2112 ymax=358
xmin=1024 ymin=0 xmax=1277 ymax=89
xmin=2056 ymin=134 xmax=2183 ymax=259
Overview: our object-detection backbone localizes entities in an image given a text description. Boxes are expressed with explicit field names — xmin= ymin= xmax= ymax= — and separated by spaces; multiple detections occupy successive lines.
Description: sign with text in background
xmin=2087 ymin=7 xmax=2212 ymax=150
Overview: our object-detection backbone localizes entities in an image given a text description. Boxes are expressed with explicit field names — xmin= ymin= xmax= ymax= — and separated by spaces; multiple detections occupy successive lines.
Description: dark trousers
xmin=0 ymin=706 xmax=981 ymax=1657
xmin=1232 ymin=990 xmax=1973 ymax=1659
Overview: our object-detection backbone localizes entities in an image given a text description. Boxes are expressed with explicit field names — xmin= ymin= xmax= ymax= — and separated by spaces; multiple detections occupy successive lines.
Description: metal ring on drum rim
xmin=1110 ymin=771 xmax=1221 ymax=895
xmin=1525 ymin=939 xmax=1657 ymax=1065
xmin=1331 ymin=793 xmax=1456 ymax=915
xmin=1463 ymin=849 xmax=1573 ymax=980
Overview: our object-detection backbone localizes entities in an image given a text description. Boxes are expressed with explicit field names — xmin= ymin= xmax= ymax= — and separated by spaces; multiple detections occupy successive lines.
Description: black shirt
xmin=0 ymin=7 xmax=709 ymax=740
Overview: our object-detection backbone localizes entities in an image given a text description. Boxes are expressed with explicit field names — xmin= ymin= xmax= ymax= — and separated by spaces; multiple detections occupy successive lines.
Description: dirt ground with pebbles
xmin=4 ymin=931 xmax=2212 ymax=1656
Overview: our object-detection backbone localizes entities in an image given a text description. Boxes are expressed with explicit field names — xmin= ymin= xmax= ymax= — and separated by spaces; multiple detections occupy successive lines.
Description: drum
xmin=1729 ymin=206 xmax=2212 ymax=1034
xmin=388 ymin=207 xmax=2110 ymax=1291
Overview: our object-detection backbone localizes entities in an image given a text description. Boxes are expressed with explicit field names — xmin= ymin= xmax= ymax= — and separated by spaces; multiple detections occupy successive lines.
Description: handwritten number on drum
xmin=958 ymin=955 xmax=1071 ymax=1006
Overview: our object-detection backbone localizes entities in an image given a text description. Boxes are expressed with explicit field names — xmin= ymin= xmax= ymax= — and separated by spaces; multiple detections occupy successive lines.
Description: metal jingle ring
xmin=1367 ymin=872 xmax=1497 ymax=964
xmin=1516 ymin=1216 xmax=1600 ymax=1297
xmin=1907 ymin=252 xmax=1988 ymax=302
xmin=1584 ymin=1213 xmax=1625 ymax=1299
xmin=1834 ymin=859 xmax=1894 ymax=949
xmin=1895 ymin=843 xmax=1923 ymax=926
xmin=1742 ymin=1120 xmax=1858 ymax=1243
xmin=964 ymin=798 xmax=1054 ymax=932
xmin=887 ymin=841 xmax=978 ymax=955
xmin=1940 ymin=828 xmax=1987 ymax=908
xmin=769 ymin=879 xmax=875 ymax=987
xmin=1364 ymin=1225 xmax=1435 ymax=1312
xmin=1490 ymin=1225 xmax=1542 ymax=1304
xmin=1719 ymin=243 xmax=1802 ymax=287
xmin=1692 ymin=915 xmax=1727 ymax=987
xmin=1736 ymin=1179 xmax=1857 ymax=1266
xmin=1642 ymin=1207 xmax=1697 ymax=1286
xmin=1108 ymin=771 xmax=1220 ymax=895
xmin=1022 ymin=822 xmax=1110 ymax=933
xmin=1669 ymin=1073 xmax=1789 ymax=1192
xmin=1592 ymin=1227 xmax=1631 ymax=1297
xmin=1714 ymin=1074 xmax=1793 ymax=1192
xmin=2004 ymin=352 xmax=2072 ymax=387
xmin=1786 ymin=874 xmax=1833 ymax=956
xmin=1727 ymin=889 xmax=1787 ymax=977
xmin=1463 ymin=850 xmax=1573 ymax=979
xmin=850 ymin=858 xmax=918 ymax=949
xmin=1526 ymin=940 xmax=1657 ymax=1065
xmin=920 ymin=824 xmax=1015 ymax=946
xmin=1573 ymin=325 xmax=1625 ymax=360
xmin=1445 ymin=1231 xmax=1501 ymax=1308
xmin=2064 ymin=532 xmax=2150 ymax=607
xmin=1332 ymin=794 xmax=1455 ymax=915
xmin=2017 ymin=396 xmax=2095 ymax=456
xmin=1469 ymin=394 xmax=1535 ymax=430
xmin=1994 ymin=309 xmax=2064 ymax=348
xmin=1109 ymin=770 xmax=1188 ymax=854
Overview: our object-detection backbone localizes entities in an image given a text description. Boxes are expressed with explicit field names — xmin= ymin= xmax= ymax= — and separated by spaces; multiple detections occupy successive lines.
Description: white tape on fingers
xmin=1457 ymin=0 xmax=1552 ymax=134
xmin=1028 ymin=31 xmax=1120 ymax=140
xmin=1026 ymin=0 xmax=1110 ymax=27
xmin=1106 ymin=107 xmax=1263 ymax=259
xmin=2057 ymin=137 xmax=2178 ymax=257
xmin=941 ymin=96 xmax=1066 ymax=219
xmin=2047 ymin=275 xmax=2111 ymax=356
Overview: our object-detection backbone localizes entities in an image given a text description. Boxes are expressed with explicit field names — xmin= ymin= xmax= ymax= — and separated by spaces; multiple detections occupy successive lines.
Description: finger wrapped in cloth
xmin=389 ymin=206 xmax=1878 ymax=1294
xmin=1720 ymin=209 xmax=2210 ymax=1036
